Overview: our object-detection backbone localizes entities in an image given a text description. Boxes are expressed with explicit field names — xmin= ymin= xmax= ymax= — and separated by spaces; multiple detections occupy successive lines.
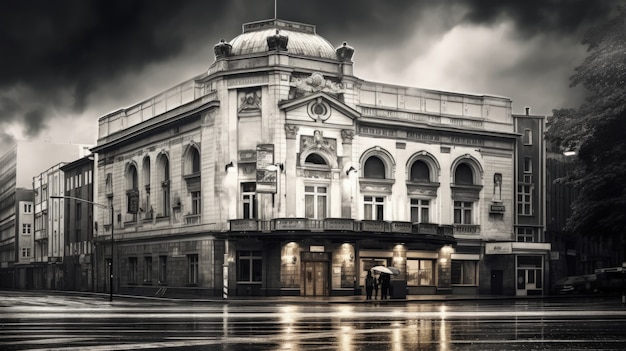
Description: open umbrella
xmin=371 ymin=265 xmax=400 ymax=275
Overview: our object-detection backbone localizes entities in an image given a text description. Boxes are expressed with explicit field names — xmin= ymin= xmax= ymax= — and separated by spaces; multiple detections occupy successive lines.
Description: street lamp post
xmin=51 ymin=195 xmax=114 ymax=301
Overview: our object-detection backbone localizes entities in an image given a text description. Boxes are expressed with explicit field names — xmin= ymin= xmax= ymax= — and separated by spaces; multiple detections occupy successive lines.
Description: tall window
xmin=238 ymin=251 xmax=262 ymax=282
xmin=126 ymin=165 xmax=139 ymax=218
xmin=191 ymin=191 xmax=201 ymax=215
xmin=128 ymin=257 xmax=137 ymax=284
xmin=407 ymin=259 xmax=434 ymax=286
xmin=454 ymin=201 xmax=473 ymax=224
xmin=159 ymin=255 xmax=167 ymax=284
xmin=410 ymin=160 xmax=430 ymax=182
xmin=455 ymin=164 xmax=474 ymax=185
xmin=518 ymin=185 xmax=533 ymax=215
xmin=143 ymin=157 xmax=151 ymax=219
xmin=23 ymin=203 xmax=32 ymax=213
xmin=363 ymin=156 xmax=385 ymax=179
xmin=242 ymin=183 xmax=257 ymax=219
xmin=21 ymin=248 xmax=31 ymax=258
xmin=523 ymin=129 xmax=532 ymax=145
xmin=188 ymin=254 xmax=199 ymax=285
xmin=410 ymin=199 xmax=430 ymax=223
xmin=159 ymin=156 xmax=170 ymax=217
xmin=451 ymin=260 xmax=477 ymax=285
xmin=305 ymin=185 xmax=327 ymax=219
xmin=364 ymin=196 xmax=385 ymax=220
xmin=144 ymin=256 xmax=153 ymax=283
xmin=22 ymin=224 xmax=31 ymax=234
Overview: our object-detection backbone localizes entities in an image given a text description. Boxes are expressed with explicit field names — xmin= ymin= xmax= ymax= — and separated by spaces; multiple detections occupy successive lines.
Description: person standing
xmin=365 ymin=271 xmax=375 ymax=300
xmin=373 ymin=274 xmax=379 ymax=299
xmin=380 ymin=272 xmax=390 ymax=299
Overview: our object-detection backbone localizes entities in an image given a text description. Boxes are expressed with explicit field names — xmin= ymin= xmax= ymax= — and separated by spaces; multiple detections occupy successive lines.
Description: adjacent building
xmin=0 ymin=141 xmax=91 ymax=289
xmin=90 ymin=18 xmax=549 ymax=297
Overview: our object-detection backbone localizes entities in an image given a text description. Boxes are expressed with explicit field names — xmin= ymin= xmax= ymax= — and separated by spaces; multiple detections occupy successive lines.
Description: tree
xmin=545 ymin=7 xmax=626 ymax=238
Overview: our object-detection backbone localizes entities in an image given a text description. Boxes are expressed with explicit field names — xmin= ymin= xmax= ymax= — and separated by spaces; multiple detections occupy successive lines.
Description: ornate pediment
xmin=289 ymin=72 xmax=345 ymax=99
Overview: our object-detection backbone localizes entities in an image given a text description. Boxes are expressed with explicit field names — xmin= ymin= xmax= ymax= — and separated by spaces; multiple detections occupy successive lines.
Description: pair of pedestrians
xmin=365 ymin=271 xmax=390 ymax=300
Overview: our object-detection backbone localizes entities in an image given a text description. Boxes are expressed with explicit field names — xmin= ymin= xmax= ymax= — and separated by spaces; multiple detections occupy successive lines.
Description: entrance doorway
xmin=302 ymin=261 xmax=329 ymax=297
xmin=516 ymin=255 xmax=543 ymax=296
xmin=490 ymin=270 xmax=503 ymax=295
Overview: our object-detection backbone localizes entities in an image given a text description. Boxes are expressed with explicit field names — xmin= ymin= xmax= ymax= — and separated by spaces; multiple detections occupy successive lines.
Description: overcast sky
xmin=0 ymin=0 xmax=623 ymax=152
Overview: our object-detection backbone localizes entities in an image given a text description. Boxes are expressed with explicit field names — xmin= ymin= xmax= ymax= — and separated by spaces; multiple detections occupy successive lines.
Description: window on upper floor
xmin=410 ymin=160 xmax=430 ymax=182
xmin=523 ymin=129 xmax=532 ymax=145
xmin=241 ymin=183 xmax=257 ymax=219
xmin=22 ymin=223 xmax=31 ymax=234
xmin=364 ymin=196 xmax=385 ymax=220
xmin=455 ymin=163 xmax=474 ymax=185
xmin=158 ymin=155 xmax=170 ymax=217
xmin=454 ymin=201 xmax=473 ymax=224
xmin=517 ymin=227 xmax=538 ymax=242
xmin=126 ymin=164 xmax=139 ymax=218
xmin=518 ymin=184 xmax=533 ymax=216
xmin=363 ymin=156 xmax=386 ymax=179
xmin=410 ymin=199 xmax=430 ymax=223
xmin=305 ymin=185 xmax=327 ymax=219
xmin=23 ymin=203 xmax=32 ymax=214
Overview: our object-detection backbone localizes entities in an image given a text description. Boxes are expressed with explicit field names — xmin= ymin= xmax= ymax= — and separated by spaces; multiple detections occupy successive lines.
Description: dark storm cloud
xmin=0 ymin=0 xmax=622 ymax=151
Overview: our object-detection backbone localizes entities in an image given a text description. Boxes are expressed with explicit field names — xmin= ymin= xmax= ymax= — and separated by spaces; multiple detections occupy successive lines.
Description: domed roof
xmin=228 ymin=19 xmax=338 ymax=60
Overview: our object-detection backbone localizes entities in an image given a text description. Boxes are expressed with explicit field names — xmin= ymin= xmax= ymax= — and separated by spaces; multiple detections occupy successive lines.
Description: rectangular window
xmin=305 ymin=185 xmax=327 ymax=219
xmin=21 ymin=247 xmax=31 ymax=258
xmin=144 ymin=256 xmax=153 ymax=283
xmin=364 ymin=196 xmax=385 ymax=220
xmin=454 ymin=201 xmax=473 ymax=224
xmin=517 ymin=227 xmax=537 ymax=242
xmin=407 ymin=259 xmax=434 ymax=286
xmin=451 ymin=260 xmax=477 ymax=285
xmin=159 ymin=256 xmax=167 ymax=284
xmin=242 ymin=183 xmax=257 ymax=219
xmin=523 ymin=129 xmax=532 ymax=145
xmin=23 ymin=203 xmax=32 ymax=213
xmin=188 ymin=254 xmax=199 ymax=285
xmin=518 ymin=185 xmax=533 ymax=215
xmin=128 ymin=257 xmax=137 ymax=284
xmin=524 ymin=157 xmax=532 ymax=174
xmin=191 ymin=191 xmax=201 ymax=215
xmin=238 ymin=250 xmax=262 ymax=282
xmin=76 ymin=203 xmax=82 ymax=222
xmin=22 ymin=224 xmax=31 ymax=234
xmin=410 ymin=199 xmax=430 ymax=223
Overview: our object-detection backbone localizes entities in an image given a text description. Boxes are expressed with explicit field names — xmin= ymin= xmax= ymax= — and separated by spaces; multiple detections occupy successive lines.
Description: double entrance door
xmin=301 ymin=252 xmax=329 ymax=297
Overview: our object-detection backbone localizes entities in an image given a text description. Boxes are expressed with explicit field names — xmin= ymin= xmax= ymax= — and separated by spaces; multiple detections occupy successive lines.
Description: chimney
xmin=525 ymin=107 xmax=530 ymax=116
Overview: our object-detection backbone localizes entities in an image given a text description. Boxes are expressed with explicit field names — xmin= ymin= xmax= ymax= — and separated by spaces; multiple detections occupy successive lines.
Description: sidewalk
xmin=36 ymin=289 xmax=595 ymax=304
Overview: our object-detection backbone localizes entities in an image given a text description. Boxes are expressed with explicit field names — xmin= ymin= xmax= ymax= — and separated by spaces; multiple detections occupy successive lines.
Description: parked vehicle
xmin=554 ymin=274 xmax=596 ymax=294
xmin=595 ymin=267 xmax=626 ymax=293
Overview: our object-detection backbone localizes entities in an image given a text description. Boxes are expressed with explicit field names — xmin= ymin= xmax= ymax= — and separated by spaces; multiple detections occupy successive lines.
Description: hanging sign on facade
xmin=256 ymin=144 xmax=276 ymax=193
xmin=485 ymin=242 xmax=512 ymax=255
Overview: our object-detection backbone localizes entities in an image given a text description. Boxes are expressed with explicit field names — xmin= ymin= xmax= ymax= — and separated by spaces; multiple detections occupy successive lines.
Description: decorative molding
xmin=284 ymin=124 xmax=299 ymax=139
xmin=290 ymin=72 xmax=345 ymax=96
xmin=340 ymin=129 xmax=354 ymax=144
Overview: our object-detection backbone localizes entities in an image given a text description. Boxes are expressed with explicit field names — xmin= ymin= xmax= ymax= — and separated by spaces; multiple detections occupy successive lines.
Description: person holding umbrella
xmin=380 ymin=272 xmax=390 ymax=299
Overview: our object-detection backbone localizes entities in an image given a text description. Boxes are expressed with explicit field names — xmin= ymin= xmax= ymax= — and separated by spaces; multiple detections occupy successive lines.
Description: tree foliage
xmin=545 ymin=6 xmax=626 ymax=236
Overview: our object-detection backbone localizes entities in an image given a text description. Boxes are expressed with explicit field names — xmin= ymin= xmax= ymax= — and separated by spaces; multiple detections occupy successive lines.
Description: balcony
xmin=184 ymin=214 xmax=201 ymax=225
xmin=453 ymin=224 xmax=481 ymax=235
xmin=35 ymin=230 xmax=48 ymax=241
xmin=228 ymin=218 xmax=457 ymax=243
xmin=413 ymin=223 xmax=439 ymax=235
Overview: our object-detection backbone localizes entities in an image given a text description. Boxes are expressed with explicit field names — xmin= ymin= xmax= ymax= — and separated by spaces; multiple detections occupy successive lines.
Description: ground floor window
xmin=238 ymin=251 xmax=262 ymax=282
xmin=128 ymin=257 xmax=137 ymax=284
xmin=158 ymin=255 xmax=167 ymax=284
xmin=188 ymin=254 xmax=199 ymax=285
xmin=407 ymin=259 xmax=434 ymax=286
xmin=144 ymin=256 xmax=152 ymax=283
xmin=451 ymin=260 xmax=477 ymax=285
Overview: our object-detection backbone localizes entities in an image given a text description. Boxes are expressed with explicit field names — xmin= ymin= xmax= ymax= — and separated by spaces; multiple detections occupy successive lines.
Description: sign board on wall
xmin=256 ymin=144 xmax=276 ymax=193
xmin=485 ymin=242 xmax=513 ymax=255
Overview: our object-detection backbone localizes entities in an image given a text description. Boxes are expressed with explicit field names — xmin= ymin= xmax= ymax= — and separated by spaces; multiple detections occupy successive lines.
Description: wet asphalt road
xmin=2 ymin=291 xmax=626 ymax=350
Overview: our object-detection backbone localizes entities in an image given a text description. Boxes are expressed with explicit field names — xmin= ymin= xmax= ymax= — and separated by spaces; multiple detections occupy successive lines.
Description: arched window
xmin=410 ymin=160 xmax=430 ymax=182
xmin=364 ymin=156 xmax=385 ymax=179
xmin=191 ymin=149 xmax=200 ymax=173
xmin=142 ymin=157 xmax=151 ymax=218
xmin=305 ymin=153 xmax=327 ymax=166
xmin=158 ymin=155 xmax=170 ymax=217
xmin=455 ymin=163 xmax=474 ymax=185
xmin=126 ymin=164 xmax=139 ymax=217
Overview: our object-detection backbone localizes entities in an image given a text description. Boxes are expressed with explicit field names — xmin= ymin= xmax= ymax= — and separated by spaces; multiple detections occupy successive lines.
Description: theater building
xmin=91 ymin=18 xmax=549 ymax=297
